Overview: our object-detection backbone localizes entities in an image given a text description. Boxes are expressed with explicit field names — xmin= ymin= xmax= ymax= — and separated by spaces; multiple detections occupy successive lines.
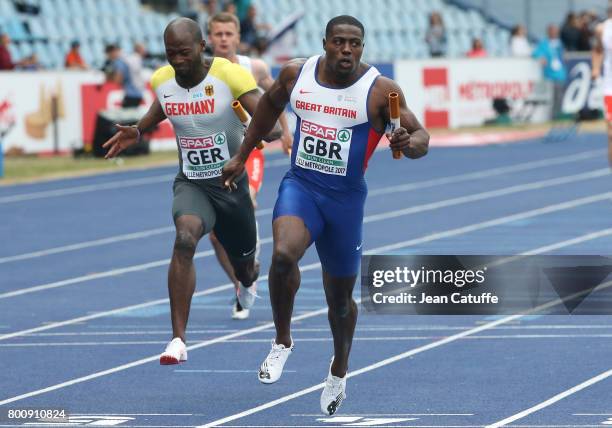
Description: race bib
xmin=179 ymin=132 xmax=230 ymax=179
xmin=295 ymin=120 xmax=352 ymax=176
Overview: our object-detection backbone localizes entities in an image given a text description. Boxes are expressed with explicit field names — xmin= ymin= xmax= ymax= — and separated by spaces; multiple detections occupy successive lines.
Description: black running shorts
xmin=171 ymin=173 xmax=257 ymax=260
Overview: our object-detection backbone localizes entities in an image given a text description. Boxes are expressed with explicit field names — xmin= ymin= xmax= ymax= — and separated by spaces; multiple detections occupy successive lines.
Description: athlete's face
xmin=164 ymin=30 xmax=205 ymax=78
xmin=209 ymin=21 xmax=240 ymax=58
xmin=323 ymin=24 xmax=364 ymax=78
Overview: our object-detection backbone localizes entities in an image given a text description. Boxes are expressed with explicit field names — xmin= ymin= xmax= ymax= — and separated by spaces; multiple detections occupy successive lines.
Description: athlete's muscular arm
xmin=237 ymin=88 xmax=282 ymax=141
xmin=254 ymin=59 xmax=294 ymax=154
xmin=371 ymin=77 xmax=429 ymax=159
xmin=222 ymin=59 xmax=303 ymax=188
xmin=102 ymin=98 xmax=166 ymax=159
xmin=592 ymin=23 xmax=604 ymax=81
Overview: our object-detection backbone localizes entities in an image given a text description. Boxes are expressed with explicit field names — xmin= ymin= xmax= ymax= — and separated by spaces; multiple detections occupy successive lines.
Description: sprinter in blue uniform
xmin=222 ymin=15 xmax=430 ymax=415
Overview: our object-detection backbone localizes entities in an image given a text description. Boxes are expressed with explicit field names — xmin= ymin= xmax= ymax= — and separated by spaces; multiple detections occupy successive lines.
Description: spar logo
xmin=301 ymin=120 xmax=337 ymax=140
xmin=214 ymin=133 xmax=226 ymax=145
xmin=179 ymin=136 xmax=215 ymax=149
xmin=337 ymin=129 xmax=350 ymax=142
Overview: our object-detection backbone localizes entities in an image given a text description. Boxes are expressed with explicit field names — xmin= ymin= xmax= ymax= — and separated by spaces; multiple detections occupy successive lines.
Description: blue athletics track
xmin=0 ymin=131 xmax=611 ymax=428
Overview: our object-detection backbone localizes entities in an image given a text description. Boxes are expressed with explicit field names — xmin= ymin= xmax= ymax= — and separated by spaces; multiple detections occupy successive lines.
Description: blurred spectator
xmin=205 ymin=0 xmax=220 ymax=15
xmin=533 ymin=25 xmax=567 ymax=118
xmin=222 ymin=1 xmax=237 ymax=15
xmin=65 ymin=41 xmax=88 ymax=69
xmin=425 ymin=12 xmax=447 ymax=58
xmin=510 ymin=25 xmax=531 ymax=57
xmin=233 ymin=0 xmax=251 ymax=21
xmin=562 ymin=13 xmax=580 ymax=49
xmin=124 ymin=42 xmax=147 ymax=105
xmin=533 ymin=25 xmax=567 ymax=81
xmin=0 ymin=33 xmax=14 ymax=70
xmin=101 ymin=44 xmax=119 ymax=81
xmin=578 ymin=10 xmax=597 ymax=51
xmin=110 ymin=46 xmax=144 ymax=108
xmin=20 ymin=53 xmax=42 ymax=70
xmin=239 ymin=4 xmax=270 ymax=53
xmin=13 ymin=0 xmax=39 ymax=15
xmin=194 ymin=0 xmax=221 ymax=30
xmin=560 ymin=12 xmax=582 ymax=51
xmin=467 ymin=38 xmax=487 ymax=57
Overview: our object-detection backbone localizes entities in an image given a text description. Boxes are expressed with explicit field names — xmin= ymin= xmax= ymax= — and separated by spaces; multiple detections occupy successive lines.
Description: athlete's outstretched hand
xmin=222 ymin=155 xmax=246 ymax=191
xmin=386 ymin=127 xmax=411 ymax=155
xmin=102 ymin=125 xmax=140 ymax=159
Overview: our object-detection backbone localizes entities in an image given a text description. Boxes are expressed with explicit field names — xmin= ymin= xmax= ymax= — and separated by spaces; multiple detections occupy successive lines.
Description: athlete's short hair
xmin=164 ymin=17 xmax=203 ymax=44
xmin=325 ymin=15 xmax=365 ymax=39
xmin=208 ymin=12 xmax=241 ymax=34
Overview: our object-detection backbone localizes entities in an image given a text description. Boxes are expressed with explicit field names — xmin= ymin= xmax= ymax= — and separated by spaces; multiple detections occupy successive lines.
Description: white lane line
xmin=0 ymin=237 xmax=271 ymax=299
xmin=486 ymin=369 xmax=612 ymax=428
xmin=367 ymin=149 xmax=605 ymax=197
xmin=5 ymin=334 xmax=612 ymax=347
xmin=1 ymin=197 xmax=610 ymax=342
xmin=2 ymin=171 xmax=609 ymax=300
xmin=0 ymin=150 xmax=605 ymax=264
xmin=0 ymin=174 xmax=176 ymax=203
xmin=0 ymin=293 xmax=327 ymax=406
xmin=370 ymin=193 xmax=612 ymax=254
xmin=0 ymin=156 xmax=290 ymax=205
xmin=69 ymin=413 xmax=193 ymax=416
xmin=0 ymin=279 xmax=241 ymax=342
xmin=197 ymin=280 xmax=612 ymax=428
xmin=364 ymin=169 xmax=609 ymax=223
xmin=17 ymin=324 xmax=612 ymax=336
xmin=0 ymin=227 xmax=174 ymax=264
xmin=197 ymin=425 xmax=606 ymax=428
xmin=174 ymin=370 xmax=297 ymax=373
xmin=0 ymin=208 xmax=272 ymax=265
xmin=0 ymin=228 xmax=610 ymax=406
xmin=291 ymin=413 xmax=476 ymax=416
xmin=0 ymin=148 xmax=600 ymax=204
xmin=199 ymin=426 xmax=475 ymax=428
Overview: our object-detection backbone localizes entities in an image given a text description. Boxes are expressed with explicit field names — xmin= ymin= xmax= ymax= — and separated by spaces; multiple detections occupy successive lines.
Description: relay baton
xmin=388 ymin=92 xmax=402 ymax=159
xmin=231 ymin=101 xmax=264 ymax=150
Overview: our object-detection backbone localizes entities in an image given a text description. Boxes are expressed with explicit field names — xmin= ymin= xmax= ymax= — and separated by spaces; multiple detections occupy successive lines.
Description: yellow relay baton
xmin=231 ymin=100 xmax=265 ymax=150
xmin=388 ymin=92 xmax=402 ymax=159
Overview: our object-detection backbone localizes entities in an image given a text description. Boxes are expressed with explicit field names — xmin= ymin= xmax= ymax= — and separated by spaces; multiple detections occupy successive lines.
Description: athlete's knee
xmin=173 ymin=229 xmax=198 ymax=259
xmin=271 ymin=245 xmax=299 ymax=274
xmin=329 ymin=297 xmax=357 ymax=318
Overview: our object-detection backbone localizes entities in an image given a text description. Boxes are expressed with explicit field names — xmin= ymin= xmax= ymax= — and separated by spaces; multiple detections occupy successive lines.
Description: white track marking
xmin=1 ymin=148 xmax=600 ymax=204
xmin=0 ymin=153 xmax=605 ymax=264
xmin=363 ymin=169 xmax=609 ymax=223
xmin=197 ymin=280 xmax=612 ymax=428
xmin=0 ymin=231 xmax=610 ymax=405
xmin=2 ymin=177 xmax=610 ymax=299
xmin=0 ymin=174 xmax=176 ymax=203
xmin=4 ymin=334 xmax=612 ymax=347
xmin=486 ymin=369 xmax=612 ymax=428
xmin=1 ymin=201 xmax=611 ymax=343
